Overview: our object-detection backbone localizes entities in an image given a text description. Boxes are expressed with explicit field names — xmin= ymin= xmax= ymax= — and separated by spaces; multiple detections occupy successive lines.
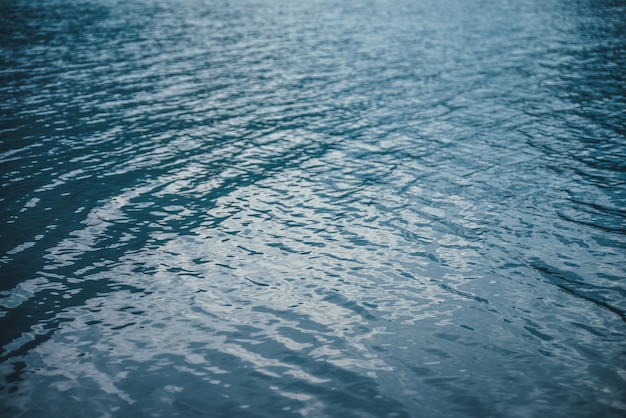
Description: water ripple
xmin=2 ymin=0 xmax=626 ymax=416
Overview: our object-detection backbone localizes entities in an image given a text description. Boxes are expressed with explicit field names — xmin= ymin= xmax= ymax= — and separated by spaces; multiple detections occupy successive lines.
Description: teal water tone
xmin=1 ymin=0 xmax=625 ymax=416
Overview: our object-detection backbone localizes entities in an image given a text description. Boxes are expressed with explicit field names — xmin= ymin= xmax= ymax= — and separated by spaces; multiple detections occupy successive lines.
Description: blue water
xmin=1 ymin=0 xmax=625 ymax=416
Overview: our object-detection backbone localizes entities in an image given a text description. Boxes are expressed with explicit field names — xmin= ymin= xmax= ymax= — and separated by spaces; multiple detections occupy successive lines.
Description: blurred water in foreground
xmin=1 ymin=0 xmax=625 ymax=416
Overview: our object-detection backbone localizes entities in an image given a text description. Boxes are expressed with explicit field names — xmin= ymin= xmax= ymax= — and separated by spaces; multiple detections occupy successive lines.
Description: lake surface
xmin=1 ymin=0 xmax=625 ymax=416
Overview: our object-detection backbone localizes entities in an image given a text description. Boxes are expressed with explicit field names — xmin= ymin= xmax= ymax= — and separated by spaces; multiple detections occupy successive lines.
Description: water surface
xmin=1 ymin=0 xmax=625 ymax=416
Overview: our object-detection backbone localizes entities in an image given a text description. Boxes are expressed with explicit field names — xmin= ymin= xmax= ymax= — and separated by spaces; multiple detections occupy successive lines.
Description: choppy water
xmin=1 ymin=0 xmax=625 ymax=416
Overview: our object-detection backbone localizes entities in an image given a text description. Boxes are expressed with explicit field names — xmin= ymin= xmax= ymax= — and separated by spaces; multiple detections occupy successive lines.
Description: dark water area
xmin=1 ymin=0 xmax=625 ymax=416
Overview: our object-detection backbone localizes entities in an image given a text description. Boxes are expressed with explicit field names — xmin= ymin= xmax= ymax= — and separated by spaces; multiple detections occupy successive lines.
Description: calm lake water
xmin=1 ymin=0 xmax=625 ymax=416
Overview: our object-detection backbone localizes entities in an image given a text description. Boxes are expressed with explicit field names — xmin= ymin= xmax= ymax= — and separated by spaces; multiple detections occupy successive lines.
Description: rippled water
xmin=1 ymin=0 xmax=625 ymax=416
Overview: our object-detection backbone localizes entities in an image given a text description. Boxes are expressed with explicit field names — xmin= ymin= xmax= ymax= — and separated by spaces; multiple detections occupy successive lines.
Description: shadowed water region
xmin=1 ymin=0 xmax=625 ymax=416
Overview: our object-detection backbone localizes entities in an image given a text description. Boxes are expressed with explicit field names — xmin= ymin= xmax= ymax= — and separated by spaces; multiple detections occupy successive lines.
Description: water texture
xmin=1 ymin=0 xmax=625 ymax=416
